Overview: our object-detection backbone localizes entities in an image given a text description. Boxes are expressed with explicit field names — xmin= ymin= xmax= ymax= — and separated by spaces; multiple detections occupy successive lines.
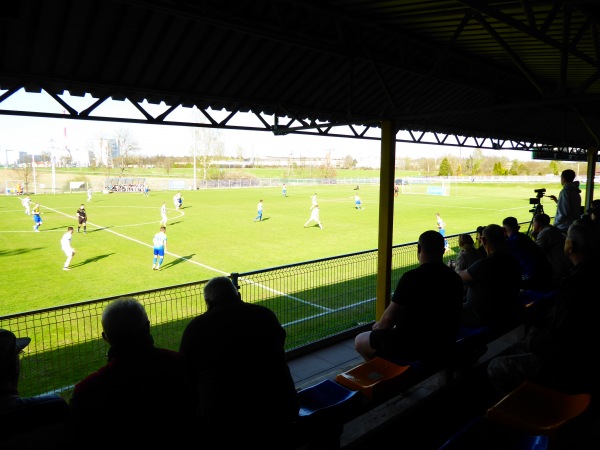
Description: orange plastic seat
xmin=485 ymin=381 xmax=591 ymax=443
xmin=335 ymin=357 xmax=412 ymax=402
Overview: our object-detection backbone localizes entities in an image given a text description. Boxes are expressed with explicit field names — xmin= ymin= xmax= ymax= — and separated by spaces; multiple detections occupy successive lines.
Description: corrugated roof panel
xmin=1 ymin=0 xmax=599 ymax=150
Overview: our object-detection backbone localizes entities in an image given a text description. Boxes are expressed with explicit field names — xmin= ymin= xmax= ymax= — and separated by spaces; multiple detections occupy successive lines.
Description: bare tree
xmin=40 ymin=150 xmax=52 ymax=165
xmin=318 ymin=150 xmax=337 ymax=178
xmin=342 ymin=154 xmax=357 ymax=169
xmin=236 ymin=145 xmax=245 ymax=161
xmin=114 ymin=128 xmax=140 ymax=177
xmin=12 ymin=163 xmax=34 ymax=193
xmin=191 ymin=112 xmax=225 ymax=182
xmin=162 ymin=156 xmax=174 ymax=176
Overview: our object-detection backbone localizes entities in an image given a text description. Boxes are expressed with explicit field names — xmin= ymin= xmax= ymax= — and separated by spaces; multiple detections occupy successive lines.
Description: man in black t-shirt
xmin=354 ymin=230 xmax=464 ymax=364
xmin=459 ymin=224 xmax=522 ymax=332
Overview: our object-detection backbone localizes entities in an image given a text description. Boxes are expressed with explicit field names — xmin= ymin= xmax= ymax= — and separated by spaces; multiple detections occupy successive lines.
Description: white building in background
xmin=93 ymin=138 xmax=119 ymax=167
xmin=69 ymin=148 xmax=92 ymax=167
xmin=1 ymin=149 xmax=27 ymax=166
xmin=355 ymin=157 xmax=381 ymax=169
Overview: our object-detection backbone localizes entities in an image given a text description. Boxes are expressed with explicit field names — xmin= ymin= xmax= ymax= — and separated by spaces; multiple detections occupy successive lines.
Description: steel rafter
xmin=0 ymin=87 xmax=588 ymax=156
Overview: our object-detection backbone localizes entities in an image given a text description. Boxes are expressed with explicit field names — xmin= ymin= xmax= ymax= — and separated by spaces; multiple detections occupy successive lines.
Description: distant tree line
xmin=432 ymin=149 xmax=580 ymax=177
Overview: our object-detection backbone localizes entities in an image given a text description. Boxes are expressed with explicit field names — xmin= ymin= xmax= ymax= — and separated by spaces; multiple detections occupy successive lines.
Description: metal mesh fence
xmin=1 ymin=234 xmax=471 ymax=397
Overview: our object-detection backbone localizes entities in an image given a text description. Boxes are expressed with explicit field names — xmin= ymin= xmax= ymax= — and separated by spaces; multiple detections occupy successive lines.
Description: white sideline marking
xmin=236 ymin=275 xmax=332 ymax=312
xmin=281 ymin=297 xmax=373 ymax=327
xmin=40 ymin=206 xmax=327 ymax=309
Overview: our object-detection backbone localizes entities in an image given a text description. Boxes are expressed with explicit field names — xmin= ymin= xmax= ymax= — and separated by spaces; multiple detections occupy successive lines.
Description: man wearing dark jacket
xmin=69 ymin=297 xmax=198 ymax=449
xmin=547 ymin=169 xmax=582 ymax=233
xmin=179 ymin=276 xmax=299 ymax=449
xmin=487 ymin=219 xmax=600 ymax=399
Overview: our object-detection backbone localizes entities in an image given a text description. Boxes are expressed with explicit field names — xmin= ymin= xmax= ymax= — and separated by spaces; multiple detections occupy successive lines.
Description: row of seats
xmin=297 ymin=365 xmax=592 ymax=450
xmin=294 ymin=320 xmax=594 ymax=450
xmin=294 ymin=325 xmax=494 ymax=449
xmin=440 ymin=380 xmax=592 ymax=450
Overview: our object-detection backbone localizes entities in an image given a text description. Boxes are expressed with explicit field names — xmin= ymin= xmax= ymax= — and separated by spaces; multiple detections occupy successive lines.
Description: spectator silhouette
xmin=68 ymin=297 xmax=198 ymax=450
xmin=487 ymin=219 xmax=600 ymax=399
xmin=354 ymin=230 xmax=463 ymax=368
xmin=532 ymin=213 xmax=571 ymax=286
xmin=585 ymin=200 xmax=600 ymax=229
xmin=458 ymin=224 xmax=523 ymax=333
xmin=475 ymin=225 xmax=487 ymax=258
xmin=179 ymin=276 xmax=299 ymax=449
xmin=588 ymin=199 xmax=600 ymax=217
xmin=502 ymin=216 xmax=553 ymax=291
xmin=0 ymin=329 xmax=70 ymax=449
xmin=453 ymin=233 xmax=484 ymax=297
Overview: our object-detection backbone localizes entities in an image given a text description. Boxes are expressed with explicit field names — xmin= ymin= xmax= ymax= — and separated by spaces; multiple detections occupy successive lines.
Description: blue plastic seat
xmin=439 ymin=416 xmax=549 ymax=450
xmin=456 ymin=325 xmax=489 ymax=341
xmin=295 ymin=379 xmax=362 ymax=448
xmin=297 ymin=379 xmax=361 ymax=419
xmin=453 ymin=326 xmax=489 ymax=363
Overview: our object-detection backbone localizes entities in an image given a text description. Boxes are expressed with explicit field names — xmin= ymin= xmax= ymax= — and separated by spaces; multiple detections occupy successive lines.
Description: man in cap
xmin=0 ymin=329 xmax=31 ymax=400
xmin=0 ymin=329 xmax=69 ymax=444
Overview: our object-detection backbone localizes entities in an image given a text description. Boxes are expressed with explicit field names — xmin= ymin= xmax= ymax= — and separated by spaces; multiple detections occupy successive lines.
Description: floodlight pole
xmin=193 ymin=145 xmax=197 ymax=190
xmin=52 ymin=156 xmax=56 ymax=194
xmin=32 ymin=154 xmax=36 ymax=195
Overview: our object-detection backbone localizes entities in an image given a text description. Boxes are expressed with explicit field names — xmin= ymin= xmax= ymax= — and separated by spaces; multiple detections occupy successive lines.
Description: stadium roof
xmin=1 ymin=0 xmax=600 ymax=157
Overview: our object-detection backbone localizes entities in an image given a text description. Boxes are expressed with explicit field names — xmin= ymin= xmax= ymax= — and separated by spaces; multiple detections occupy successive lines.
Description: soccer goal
xmin=400 ymin=178 xmax=451 ymax=196
xmin=5 ymin=180 xmax=24 ymax=195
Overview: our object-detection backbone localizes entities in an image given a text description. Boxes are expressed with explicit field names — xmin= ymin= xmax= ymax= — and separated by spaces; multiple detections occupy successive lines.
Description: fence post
xmin=231 ymin=273 xmax=239 ymax=289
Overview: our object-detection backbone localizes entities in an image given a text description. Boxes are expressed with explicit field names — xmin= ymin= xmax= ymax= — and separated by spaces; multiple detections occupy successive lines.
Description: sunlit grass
xmin=0 ymin=181 xmax=565 ymax=316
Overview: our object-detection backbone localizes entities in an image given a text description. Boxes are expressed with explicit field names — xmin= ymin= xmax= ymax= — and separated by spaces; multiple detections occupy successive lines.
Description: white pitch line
xmin=43 ymin=205 xmax=229 ymax=273
xmin=236 ymin=275 xmax=332 ymax=312
xmin=41 ymin=205 xmax=326 ymax=309
xmin=281 ymin=296 xmax=373 ymax=327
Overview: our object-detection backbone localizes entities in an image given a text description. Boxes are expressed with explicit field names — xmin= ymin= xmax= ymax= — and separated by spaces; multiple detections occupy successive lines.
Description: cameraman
xmin=547 ymin=169 xmax=582 ymax=234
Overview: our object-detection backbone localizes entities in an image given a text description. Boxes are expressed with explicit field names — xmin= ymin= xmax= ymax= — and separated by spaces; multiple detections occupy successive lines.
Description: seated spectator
xmin=585 ymin=200 xmax=600 ymax=228
xmin=68 ymin=297 xmax=198 ymax=449
xmin=0 ymin=329 xmax=70 ymax=449
xmin=179 ymin=276 xmax=299 ymax=449
xmin=487 ymin=219 xmax=600 ymax=399
xmin=532 ymin=213 xmax=571 ymax=286
xmin=458 ymin=224 xmax=523 ymax=333
xmin=354 ymin=230 xmax=463 ymax=367
xmin=454 ymin=233 xmax=483 ymax=289
xmin=502 ymin=216 xmax=553 ymax=291
xmin=475 ymin=225 xmax=487 ymax=258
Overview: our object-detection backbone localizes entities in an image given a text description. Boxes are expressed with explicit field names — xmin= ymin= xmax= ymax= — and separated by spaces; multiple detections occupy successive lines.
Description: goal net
xmin=5 ymin=180 xmax=24 ymax=195
xmin=400 ymin=178 xmax=450 ymax=196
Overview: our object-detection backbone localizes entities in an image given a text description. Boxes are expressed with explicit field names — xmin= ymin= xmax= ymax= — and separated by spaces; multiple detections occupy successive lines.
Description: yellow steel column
xmin=585 ymin=147 xmax=597 ymax=210
xmin=376 ymin=121 xmax=396 ymax=319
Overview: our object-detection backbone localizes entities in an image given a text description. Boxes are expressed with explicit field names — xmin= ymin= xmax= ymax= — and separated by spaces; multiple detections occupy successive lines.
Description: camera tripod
xmin=526 ymin=202 xmax=545 ymax=237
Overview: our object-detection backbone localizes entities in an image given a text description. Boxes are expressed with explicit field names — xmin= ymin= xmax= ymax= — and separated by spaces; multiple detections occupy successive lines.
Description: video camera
xmin=529 ymin=188 xmax=546 ymax=205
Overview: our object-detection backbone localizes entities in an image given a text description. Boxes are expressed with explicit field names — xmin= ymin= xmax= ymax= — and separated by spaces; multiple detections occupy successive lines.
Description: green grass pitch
xmin=0 ymin=181 xmax=565 ymax=316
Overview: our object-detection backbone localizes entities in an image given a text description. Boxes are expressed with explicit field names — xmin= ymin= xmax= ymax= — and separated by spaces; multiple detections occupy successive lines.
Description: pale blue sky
xmin=0 ymin=89 xmax=533 ymax=162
